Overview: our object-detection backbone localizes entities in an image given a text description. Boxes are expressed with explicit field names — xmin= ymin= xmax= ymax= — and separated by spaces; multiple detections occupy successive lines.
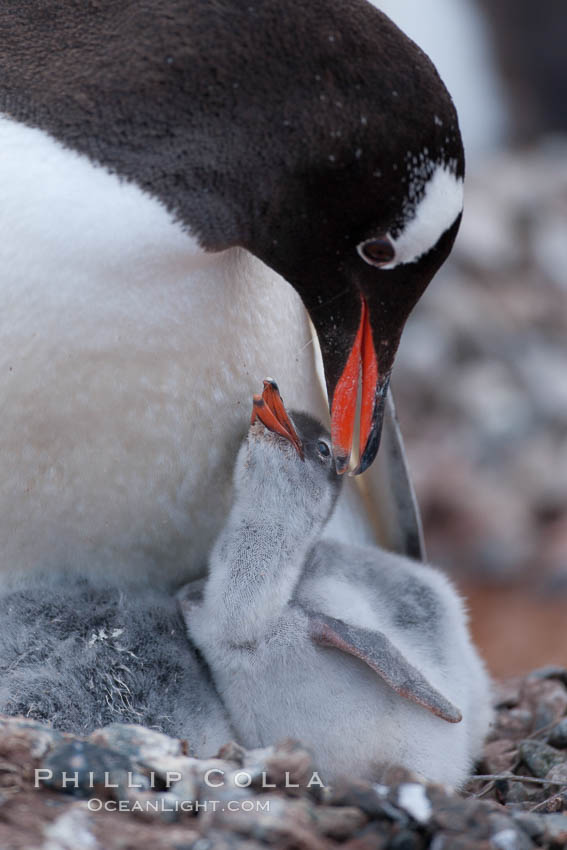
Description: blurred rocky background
xmin=378 ymin=0 xmax=567 ymax=678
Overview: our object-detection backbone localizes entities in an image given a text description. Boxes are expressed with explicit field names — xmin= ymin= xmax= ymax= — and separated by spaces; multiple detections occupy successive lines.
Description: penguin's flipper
xmin=308 ymin=611 xmax=462 ymax=724
xmin=365 ymin=389 xmax=426 ymax=561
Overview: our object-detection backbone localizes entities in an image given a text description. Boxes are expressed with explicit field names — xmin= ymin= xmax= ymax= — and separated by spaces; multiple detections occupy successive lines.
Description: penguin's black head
xmin=251 ymin=156 xmax=463 ymax=476
xmin=2 ymin=0 xmax=463 ymax=474
xmin=145 ymin=1 xmax=463 ymax=474
xmin=236 ymin=4 xmax=465 ymax=475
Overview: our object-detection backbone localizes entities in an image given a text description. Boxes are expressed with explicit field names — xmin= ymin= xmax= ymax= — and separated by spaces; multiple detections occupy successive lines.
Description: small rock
xmin=519 ymin=740 xmax=565 ymax=778
xmin=342 ymin=821 xmax=389 ymax=849
xmin=42 ymin=807 xmax=96 ymax=850
xmin=312 ymin=805 xmax=368 ymax=839
xmin=533 ymin=791 xmax=567 ymax=814
xmin=487 ymin=708 xmax=533 ymax=742
xmin=527 ymin=667 xmax=567 ymax=687
xmin=490 ymin=827 xmax=534 ymax=850
xmin=432 ymin=797 xmax=493 ymax=838
xmin=545 ymin=762 xmax=567 ymax=786
xmin=0 ymin=716 xmax=63 ymax=759
xmin=541 ymin=813 xmax=567 ymax=844
xmin=329 ymin=780 xmax=407 ymax=821
xmin=482 ymin=739 xmax=518 ymax=774
xmin=535 ymin=706 xmax=567 ymax=737
xmin=521 ymin=679 xmax=567 ymax=732
xmin=512 ymin=812 xmax=545 ymax=841
xmin=41 ymin=740 xmax=130 ymax=795
xmin=549 ymin=718 xmax=567 ymax=749
xmin=500 ymin=709 xmax=535 ymax=739
xmin=90 ymin=723 xmax=183 ymax=764
xmin=488 ymin=812 xmax=520 ymax=835
xmin=493 ymin=682 xmax=521 ymax=710
xmin=161 ymin=769 xmax=198 ymax=808
xmin=387 ymin=828 xmax=424 ymax=850
xmin=216 ymin=740 xmax=246 ymax=764
xmin=255 ymin=739 xmax=318 ymax=794
xmin=430 ymin=835 xmax=492 ymax=850
xmin=209 ymin=794 xmax=327 ymax=850
xmin=502 ymin=781 xmax=543 ymax=806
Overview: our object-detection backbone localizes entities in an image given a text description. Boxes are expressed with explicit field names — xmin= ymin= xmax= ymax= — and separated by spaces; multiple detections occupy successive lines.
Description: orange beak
xmin=250 ymin=378 xmax=304 ymax=459
xmin=330 ymin=298 xmax=386 ymax=475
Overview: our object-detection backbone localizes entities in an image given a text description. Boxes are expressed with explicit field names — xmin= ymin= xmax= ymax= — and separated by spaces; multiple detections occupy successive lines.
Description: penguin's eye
xmin=357 ymin=236 xmax=395 ymax=267
xmin=317 ymin=439 xmax=331 ymax=458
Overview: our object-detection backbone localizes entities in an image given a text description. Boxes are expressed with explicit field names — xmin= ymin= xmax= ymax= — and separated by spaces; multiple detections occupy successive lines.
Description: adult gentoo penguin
xmin=0 ymin=2 xmax=464 ymax=587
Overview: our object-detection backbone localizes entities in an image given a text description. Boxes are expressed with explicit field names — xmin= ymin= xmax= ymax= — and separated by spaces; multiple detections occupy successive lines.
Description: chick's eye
xmin=317 ymin=440 xmax=331 ymax=458
xmin=357 ymin=236 xmax=395 ymax=267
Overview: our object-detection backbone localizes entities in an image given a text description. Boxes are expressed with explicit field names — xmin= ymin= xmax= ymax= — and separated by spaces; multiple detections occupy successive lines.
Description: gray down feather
xmin=0 ymin=573 xmax=232 ymax=755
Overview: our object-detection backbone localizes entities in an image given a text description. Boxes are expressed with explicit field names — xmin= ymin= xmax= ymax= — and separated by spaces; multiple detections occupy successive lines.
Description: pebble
xmin=41 ymin=739 xmax=131 ymax=795
xmin=490 ymin=827 xmax=534 ymax=850
xmin=529 ymin=666 xmax=567 ymax=687
xmin=430 ymin=837 xmax=491 ymax=850
xmin=512 ymin=812 xmax=545 ymax=841
xmin=210 ymin=794 xmax=327 ymax=850
xmin=329 ymin=780 xmax=409 ymax=821
xmin=541 ymin=813 xmax=567 ymax=844
xmin=532 ymin=683 xmax=567 ymax=733
xmin=545 ymin=762 xmax=567 ymax=785
xmin=548 ymin=717 xmax=567 ymax=749
xmin=482 ymin=739 xmax=518 ymax=774
xmin=518 ymin=740 xmax=565 ymax=778
xmin=387 ymin=829 xmax=423 ymax=850
xmin=42 ymin=808 xmax=97 ymax=850
xmin=250 ymin=738 xmax=318 ymax=794
xmin=89 ymin=722 xmax=183 ymax=763
xmin=312 ymin=805 xmax=368 ymax=839
xmin=0 ymin=715 xmax=62 ymax=759
xmin=500 ymin=782 xmax=541 ymax=806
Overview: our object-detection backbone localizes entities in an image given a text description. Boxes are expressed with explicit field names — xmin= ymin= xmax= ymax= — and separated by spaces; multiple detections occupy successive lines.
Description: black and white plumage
xmin=183 ymin=382 xmax=492 ymax=787
xmin=0 ymin=573 xmax=233 ymax=755
xmin=0 ymin=1 xmax=463 ymax=585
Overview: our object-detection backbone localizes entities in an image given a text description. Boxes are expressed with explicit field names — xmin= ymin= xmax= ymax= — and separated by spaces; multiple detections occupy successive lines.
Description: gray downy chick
xmin=183 ymin=379 xmax=492 ymax=787
xmin=0 ymin=572 xmax=233 ymax=755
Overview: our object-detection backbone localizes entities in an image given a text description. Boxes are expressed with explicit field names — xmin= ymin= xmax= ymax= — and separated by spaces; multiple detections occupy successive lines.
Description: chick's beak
xmin=250 ymin=378 xmax=304 ymax=459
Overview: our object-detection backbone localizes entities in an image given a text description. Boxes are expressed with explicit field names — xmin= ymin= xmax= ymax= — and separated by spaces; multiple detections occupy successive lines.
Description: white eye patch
xmin=382 ymin=163 xmax=464 ymax=269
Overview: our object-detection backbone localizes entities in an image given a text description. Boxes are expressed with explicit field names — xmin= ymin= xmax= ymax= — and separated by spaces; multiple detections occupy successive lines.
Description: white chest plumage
xmin=0 ymin=116 xmax=341 ymax=585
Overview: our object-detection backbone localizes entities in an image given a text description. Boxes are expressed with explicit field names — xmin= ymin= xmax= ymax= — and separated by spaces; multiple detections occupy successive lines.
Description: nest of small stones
xmin=0 ymin=668 xmax=566 ymax=849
